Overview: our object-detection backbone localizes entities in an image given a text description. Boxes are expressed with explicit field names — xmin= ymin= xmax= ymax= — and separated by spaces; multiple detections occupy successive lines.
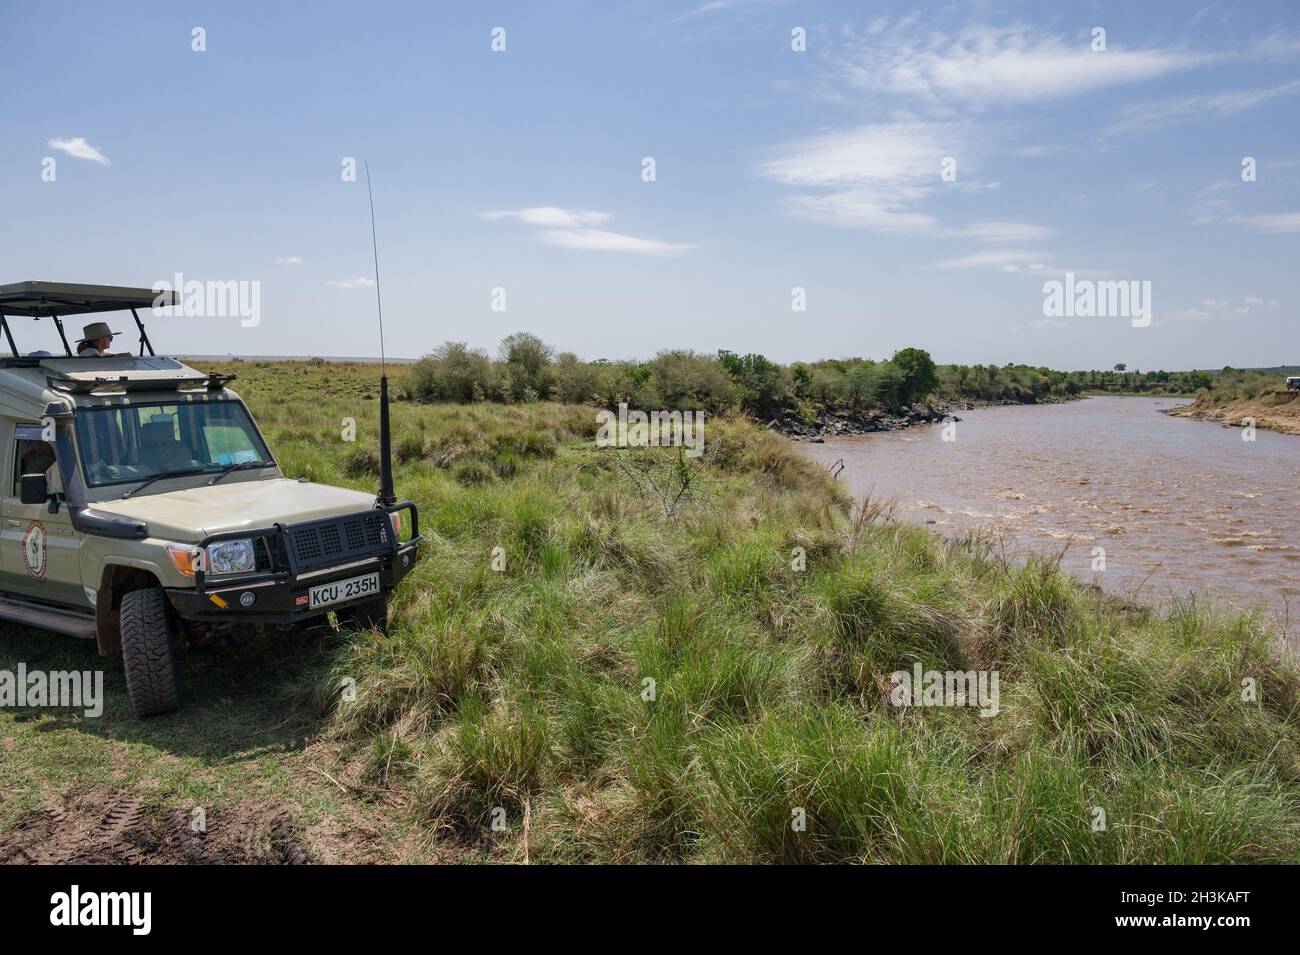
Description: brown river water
xmin=796 ymin=397 xmax=1300 ymax=646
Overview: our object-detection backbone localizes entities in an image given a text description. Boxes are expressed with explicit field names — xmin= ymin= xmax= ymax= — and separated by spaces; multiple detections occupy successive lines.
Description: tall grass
xmin=207 ymin=359 xmax=1300 ymax=863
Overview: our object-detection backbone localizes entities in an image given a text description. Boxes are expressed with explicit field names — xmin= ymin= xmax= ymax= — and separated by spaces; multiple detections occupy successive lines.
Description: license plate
xmin=308 ymin=572 xmax=380 ymax=609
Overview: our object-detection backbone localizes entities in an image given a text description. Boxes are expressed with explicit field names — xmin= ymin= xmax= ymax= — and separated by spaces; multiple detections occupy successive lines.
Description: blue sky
xmin=3 ymin=0 xmax=1298 ymax=369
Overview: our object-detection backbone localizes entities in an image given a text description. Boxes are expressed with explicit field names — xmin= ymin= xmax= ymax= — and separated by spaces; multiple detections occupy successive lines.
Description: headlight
xmin=206 ymin=539 xmax=255 ymax=574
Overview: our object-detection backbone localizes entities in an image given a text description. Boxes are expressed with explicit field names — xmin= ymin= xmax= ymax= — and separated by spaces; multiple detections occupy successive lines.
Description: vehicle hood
xmin=90 ymin=478 xmax=380 ymax=541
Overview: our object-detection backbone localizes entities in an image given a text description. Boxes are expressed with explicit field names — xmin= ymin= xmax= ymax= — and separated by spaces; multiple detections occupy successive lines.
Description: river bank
xmin=1166 ymin=388 xmax=1300 ymax=435
xmin=767 ymin=395 xmax=1077 ymax=440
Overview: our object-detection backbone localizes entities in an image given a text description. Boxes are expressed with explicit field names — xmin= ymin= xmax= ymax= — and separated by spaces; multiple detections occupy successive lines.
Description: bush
xmin=647 ymin=350 xmax=737 ymax=413
xmin=341 ymin=445 xmax=379 ymax=477
xmin=407 ymin=342 xmax=500 ymax=402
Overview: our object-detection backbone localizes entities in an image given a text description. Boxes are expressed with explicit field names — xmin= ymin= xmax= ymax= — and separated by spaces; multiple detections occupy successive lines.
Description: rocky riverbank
xmin=768 ymin=395 xmax=1076 ymax=441
xmin=767 ymin=403 xmax=953 ymax=441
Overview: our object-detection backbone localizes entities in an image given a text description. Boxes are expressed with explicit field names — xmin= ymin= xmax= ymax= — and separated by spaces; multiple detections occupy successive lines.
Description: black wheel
xmin=120 ymin=586 xmax=183 ymax=717
xmin=337 ymin=596 xmax=389 ymax=634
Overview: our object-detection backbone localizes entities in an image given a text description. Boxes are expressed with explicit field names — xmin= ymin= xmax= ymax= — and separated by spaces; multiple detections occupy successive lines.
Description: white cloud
xmin=1189 ymin=180 xmax=1238 ymax=226
xmin=759 ymin=124 xmax=1047 ymax=238
xmin=47 ymin=136 xmax=110 ymax=165
xmin=759 ymin=123 xmax=950 ymax=189
xmin=1240 ymin=211 xmax=1300 ymax=233
xmin=930 ymin=250 xmax=1119 ymax=278
xmin=1189 ymin=181 xmax=1300 ymax=233
xmin=1157 ymin=296 xmax=1279 ymax=324
xmin=1252 ymin=30 xmax=1300 ymax=59
xmin=669 ymin=0 xmax=762 ymax=23
xmin=958 ymin=221 xmax=1053 ymax=242
xmin=1011 ymin=145 xmax=1066 ymax=159
xmin=932 ymin=249 xmax=1052 ymax=270
xmin=481 ymin=207 xmax=611 ymax=228
xmin=483 ymin=207 xmax=692 ymax=255
xmin=275 ymin=256 xmax=304 ymax=265
xmin=1109 ymin=79 xmax=1300 ymax=136
xmin=326 ymin=277 xmax=376 ymax=289
xmin=538 ymin=229 xmax=693 ymax=256
xmin=834 ymin=24 xmax=1211 ymax=109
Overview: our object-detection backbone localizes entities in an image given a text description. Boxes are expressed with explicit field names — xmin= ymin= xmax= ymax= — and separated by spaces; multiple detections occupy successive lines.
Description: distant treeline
xmin=943 ymin=365 xmax=1214 ymax=403
xmin=403 ymin=333 xmax=1225 ymax=419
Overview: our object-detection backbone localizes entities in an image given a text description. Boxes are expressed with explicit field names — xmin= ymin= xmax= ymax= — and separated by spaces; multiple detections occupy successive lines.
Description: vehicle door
xmin=0 ymin=423 xmax=85 ymax=605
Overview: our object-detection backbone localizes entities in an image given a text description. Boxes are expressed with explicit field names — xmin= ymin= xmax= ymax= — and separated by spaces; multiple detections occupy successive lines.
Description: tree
xmin=499 ymin=332 xmax=554 ymax=399
xmin=718 ymin=350 xmax=787 ymax=416
xmin=1114 ymin=363 xmax=1127 ymax=372
xmin=891 ymin=347 xmax=939 ymax=405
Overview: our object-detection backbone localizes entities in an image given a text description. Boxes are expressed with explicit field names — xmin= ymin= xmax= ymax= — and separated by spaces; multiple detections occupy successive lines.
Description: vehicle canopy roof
xmin=0 ymin=282 xmax=176 ymax=317
xmin=0 ymin=283 xmax=233 ymax=418
xmin=0 ymin=281 xmax=179 ymax=359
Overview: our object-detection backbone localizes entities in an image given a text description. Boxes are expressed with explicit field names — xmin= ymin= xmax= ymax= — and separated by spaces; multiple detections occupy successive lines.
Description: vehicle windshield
xmin=74 ymin=400 xmax=274 ymax=488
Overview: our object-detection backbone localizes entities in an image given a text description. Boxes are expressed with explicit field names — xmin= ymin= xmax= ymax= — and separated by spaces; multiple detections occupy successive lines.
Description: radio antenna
xmin=364 ymin=160 xmax=387 ymax=377
xmin=364 ymin=160 xmax=396 ymax=506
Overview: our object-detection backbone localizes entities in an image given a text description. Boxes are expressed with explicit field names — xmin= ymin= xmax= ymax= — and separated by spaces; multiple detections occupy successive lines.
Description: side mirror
xmin=20 ymin=473 xmax=49 ymax=506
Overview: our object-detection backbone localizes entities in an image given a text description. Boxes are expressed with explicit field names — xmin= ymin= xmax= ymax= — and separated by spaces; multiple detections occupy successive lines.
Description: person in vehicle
xmin=138 ymin=419 xmax=198 ymax=471
xmin=76 ymin=321 xmax=129 ymax=357
xmin=17 ymin=438 xmax=61 ymax=497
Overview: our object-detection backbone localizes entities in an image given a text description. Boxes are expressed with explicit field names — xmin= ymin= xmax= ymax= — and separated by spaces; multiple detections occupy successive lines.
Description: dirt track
xmin=0 ymin=790 xmax=310 ymax=864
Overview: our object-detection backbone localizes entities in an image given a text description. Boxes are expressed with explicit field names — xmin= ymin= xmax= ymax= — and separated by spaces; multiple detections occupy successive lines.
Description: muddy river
xmin=796 ymin=397 xmax=1300 ymax=643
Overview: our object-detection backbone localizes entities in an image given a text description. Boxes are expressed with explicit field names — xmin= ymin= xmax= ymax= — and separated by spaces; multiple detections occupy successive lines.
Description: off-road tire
xmin=338 ymin=596 xmax=389 ymax=634
xmin=120 ymin=586 xmax=183 ymax=717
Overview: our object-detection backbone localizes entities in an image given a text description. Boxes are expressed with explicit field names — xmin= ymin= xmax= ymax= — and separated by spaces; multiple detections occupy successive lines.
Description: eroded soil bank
xmin=1166 ymin=389 xmax=1300 ymax=435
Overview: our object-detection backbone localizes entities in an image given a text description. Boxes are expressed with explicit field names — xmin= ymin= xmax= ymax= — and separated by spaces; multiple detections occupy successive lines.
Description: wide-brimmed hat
xmin=78 ymin=321 xmax=120 ymax=344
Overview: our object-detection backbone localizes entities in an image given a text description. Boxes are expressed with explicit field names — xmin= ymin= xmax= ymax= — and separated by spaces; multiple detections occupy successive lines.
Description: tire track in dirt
xmin=0 ymin=790 xmax=311 ymax=864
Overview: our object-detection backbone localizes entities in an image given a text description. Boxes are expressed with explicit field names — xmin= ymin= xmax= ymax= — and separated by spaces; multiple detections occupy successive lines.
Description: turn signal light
xmin=166 ymin=544 xmax=202 ymax=577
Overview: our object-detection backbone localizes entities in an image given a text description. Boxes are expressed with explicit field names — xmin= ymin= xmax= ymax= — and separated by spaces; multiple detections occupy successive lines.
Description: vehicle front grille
xmin=283 ymin=511 xmax=391 ymax=572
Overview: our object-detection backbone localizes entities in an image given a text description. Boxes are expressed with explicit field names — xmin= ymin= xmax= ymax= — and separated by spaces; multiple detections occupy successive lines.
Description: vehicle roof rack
xmin=38 ymin=356 xmax=237 ymax=395
xmin=0 ymin=281 xmax=179 ymax=358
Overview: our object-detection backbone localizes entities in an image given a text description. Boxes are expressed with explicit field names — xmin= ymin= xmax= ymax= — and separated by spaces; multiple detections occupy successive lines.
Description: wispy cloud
xmin=832 ymin=24 xmax=1212 ymax=110
xmin=483 ymin=206 xmax=692 ymax=256
xmin=275 ymin=256 xmax=304 ymax=265
xmin=47 ymin=136 xmax=110 ymax=165
xmin=1239 ymin=211 xmax=1300 ymax=233
xmin=1189 ymin=181 xmax=1300 ymax=233
xmin=481 ymin=207 xmax=611 ymax=228
xmin=668 ymin=0 xmax=773 ymax=24
xmin=932 ymin=249 xmax=1053 ymax=271
xmin=931 ymin=249 xmax=1118 ymax=279
xmin=758 ymin=123 xmax=1047 ymax=238
xmin=326 ymin=277 xmax=376 ymax=289
xmin=959 ymin=221 xmax=1053 ymax=242
xmin=1109 ymin=78 xmax=1300 ymax=136
xmin=538 ymin=229 xmax=693 ymax=256
xmin=1157 ymin=296 xmax=1279 ymax=324
xmin=1189 ymin=180 xmax=1238 ymax=226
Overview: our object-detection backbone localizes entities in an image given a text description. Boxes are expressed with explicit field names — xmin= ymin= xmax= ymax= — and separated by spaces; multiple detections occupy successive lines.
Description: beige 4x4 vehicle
xmin=0 ymin=282 xmax=420 ymax=716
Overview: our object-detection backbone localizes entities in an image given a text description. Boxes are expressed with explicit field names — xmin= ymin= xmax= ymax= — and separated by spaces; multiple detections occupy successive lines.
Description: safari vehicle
xmin=0 ymin=282 xmax=420 ymax=716
xmin=1287 ymin=376 xmax=1300 ymax=392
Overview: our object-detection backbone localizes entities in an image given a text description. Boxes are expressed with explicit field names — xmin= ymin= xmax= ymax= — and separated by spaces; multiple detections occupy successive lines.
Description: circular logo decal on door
xmin=22 ymin=521 xmax=47 ymax=579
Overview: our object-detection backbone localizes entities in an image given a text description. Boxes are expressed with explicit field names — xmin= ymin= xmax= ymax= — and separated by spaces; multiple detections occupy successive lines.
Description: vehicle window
xmin=74 ymin=400 xmax=272 ymax=488
xmin=13 ymin=437 xmax=57 ymax=497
